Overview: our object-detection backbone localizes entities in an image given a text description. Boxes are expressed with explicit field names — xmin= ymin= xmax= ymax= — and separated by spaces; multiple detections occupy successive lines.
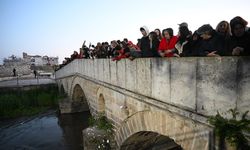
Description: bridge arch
xmin=72 ymin=84 xmax=86 ymax=102
xmin=116 ymin=110 xmax=211 ymax=150
xmin=120 ymin=131 xmax=182 ymax=150
xmin=70 ymin=76 xmax=91 ymax=112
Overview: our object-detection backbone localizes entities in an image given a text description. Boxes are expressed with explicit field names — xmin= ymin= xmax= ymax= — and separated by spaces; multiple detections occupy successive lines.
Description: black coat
xmin=140 ymin=36 xmax=152 ymax=57
xmin=226 ymin=33 xmax=250 ymax=56
xmin=150 ymin=39 xmax=160 ymax=57
xmin=197 ymin=32 xmax=225 ymax=56
xmin=180 ymin=37 xmax=202 ymax=57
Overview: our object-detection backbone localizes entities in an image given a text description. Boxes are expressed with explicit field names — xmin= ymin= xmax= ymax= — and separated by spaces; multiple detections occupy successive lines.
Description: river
xmin=0 ymin=110 xmax=91 ymax=150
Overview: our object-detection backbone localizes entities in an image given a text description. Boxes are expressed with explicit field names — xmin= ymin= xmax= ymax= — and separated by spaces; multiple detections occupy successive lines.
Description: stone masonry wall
xmin=0 ymin=64 xmax=32 ymax=77
xmin=56 ymin=57 xmax=250 ymax=119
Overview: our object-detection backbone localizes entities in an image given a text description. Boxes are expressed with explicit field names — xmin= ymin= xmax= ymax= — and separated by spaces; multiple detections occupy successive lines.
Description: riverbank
xmin=0 ymin=84 xmax=62 ymax=120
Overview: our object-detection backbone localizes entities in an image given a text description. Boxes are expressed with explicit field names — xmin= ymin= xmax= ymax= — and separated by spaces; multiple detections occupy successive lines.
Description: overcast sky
xmin=1 ymin=0 xmax=250 ymax=64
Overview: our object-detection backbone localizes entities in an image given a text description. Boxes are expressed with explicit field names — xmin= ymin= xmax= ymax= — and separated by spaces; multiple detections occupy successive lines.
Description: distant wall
xmin=0 ymin=64 xmax=32 ymax=77
xmin=56 ymin=57 xmax=250 ymax=118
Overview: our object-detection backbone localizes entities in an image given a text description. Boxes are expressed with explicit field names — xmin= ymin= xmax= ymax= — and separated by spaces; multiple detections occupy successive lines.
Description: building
xmin=23 ymin=52 xmax=59 ymax=66
xmin=0 ymin=52 xmax=59 ymax=77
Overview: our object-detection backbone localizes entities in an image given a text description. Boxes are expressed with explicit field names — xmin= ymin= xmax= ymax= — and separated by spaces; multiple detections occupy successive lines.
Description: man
xmin=139 ymin=26 xmax=153 ymax=57
xmin=13 ymin=68 xmax=16 ymax=77
xmin=34 ymin=70 xmax=37 ymax=78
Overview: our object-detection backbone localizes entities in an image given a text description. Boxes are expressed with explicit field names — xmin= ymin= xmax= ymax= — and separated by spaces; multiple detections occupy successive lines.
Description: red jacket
xmin=112 ymin=49 xmax=129 ymax=61
xmin=158 ymin=36 xmax=178 ymax=57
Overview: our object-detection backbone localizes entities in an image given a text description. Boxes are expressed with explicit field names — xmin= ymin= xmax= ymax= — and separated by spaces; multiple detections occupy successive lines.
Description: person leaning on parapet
xmin=226 ymin=16 xmax=250 ymax=56
xmin=215 ymin=20 xmax=231 ymax=54
xmin=70 ymin=51 xmax=78 ymax=61
xmin=127 ymin=41 xmax=141 ymax=60
xmin=148 ymin=31 xmax=160 ymax=57
xmin=158 ymin=28 xmax=179 ymax=57
xmin=112 ymin=40 xmax=130 ymax=61
xmin=78 ymin=42 xmax=90 ymax=59
xmin=110 ymin=40 xmax=122 ymax=59
xmin=103 ymin=42 xmax=111 ymax=58
xmin=95 ymin=42 xmax=106 ymax=58
xmin=139 ymin=26 xmax=154 ymax=57
xmin=216 ymin=21 xmax=231 ymax=39
xmin=175 ymin=23 xmax=193 ymax=57
xmin=154 ymin=28 xmax=163 ymax=42
xmin=196 ymin=24 xmax=226 ymax=56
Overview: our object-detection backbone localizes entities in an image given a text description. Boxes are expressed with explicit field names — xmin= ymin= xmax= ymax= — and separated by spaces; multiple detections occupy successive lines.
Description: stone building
xmin=0 ymin=52 xmax=59 ymax=77
xmin=23 ymin=52 xmax=59 ymax=66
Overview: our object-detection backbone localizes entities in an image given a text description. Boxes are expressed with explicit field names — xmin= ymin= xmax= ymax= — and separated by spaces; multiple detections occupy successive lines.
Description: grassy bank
xmin=0 ymin=84 xmax=63 ymax=119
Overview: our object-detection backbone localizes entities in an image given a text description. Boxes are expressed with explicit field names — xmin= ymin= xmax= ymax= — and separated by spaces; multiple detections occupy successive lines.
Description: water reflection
xmin=0 ymin=111 xmax=90 ymax=150
xmin=57 ymin=111 xmax=90 ymax=150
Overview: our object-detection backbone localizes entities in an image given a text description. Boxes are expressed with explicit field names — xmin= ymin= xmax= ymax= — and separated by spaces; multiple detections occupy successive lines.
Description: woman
xmin=154 ymin=28 xmax=162 ymax=42
xmin=216 ymin=21 xmax=231 ymax=38
xmin=158 ymin=28 xmax=178 ymax=57
xmin=175 ymin=26 xmax=192 ymax=57
xmin=110 ymin=40 xmax=122 ymax=58
xmin=149 ymin=31 xmax=160 ymax=57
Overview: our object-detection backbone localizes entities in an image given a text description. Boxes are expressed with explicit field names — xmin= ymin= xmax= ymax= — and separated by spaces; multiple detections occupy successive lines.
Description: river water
xmin=0 ymin=110 xmax=91 ymax=150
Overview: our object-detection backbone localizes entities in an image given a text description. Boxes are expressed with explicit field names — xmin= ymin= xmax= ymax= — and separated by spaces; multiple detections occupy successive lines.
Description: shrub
xmin=208 ymin=109 xmax=250 ymax=150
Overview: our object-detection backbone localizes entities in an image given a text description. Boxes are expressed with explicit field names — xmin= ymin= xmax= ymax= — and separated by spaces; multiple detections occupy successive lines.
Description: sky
xmin=1 ymin=0 xmax=250 ymax=64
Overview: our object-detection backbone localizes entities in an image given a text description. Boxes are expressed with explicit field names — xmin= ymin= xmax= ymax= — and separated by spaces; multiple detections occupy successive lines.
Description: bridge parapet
xmin=56 ymin=57 xmax=250 ymax=119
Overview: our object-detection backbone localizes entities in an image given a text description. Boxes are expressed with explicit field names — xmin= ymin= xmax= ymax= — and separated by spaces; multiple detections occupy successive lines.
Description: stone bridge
xmin=55 ymin=57 xmax=250 ymax=150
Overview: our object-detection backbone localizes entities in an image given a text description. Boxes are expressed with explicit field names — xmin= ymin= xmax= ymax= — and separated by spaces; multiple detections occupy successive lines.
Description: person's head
xmin=104 ymin=42 xmax=109 ymax=46
xmin=140 ymin=26 xmax=149 ymax=37
xmin=192 ymin=31 xmax=199 ymax=41
xmin=149 ymin=31 xmax=158 ymax=41
xmin=97 ymin=42 xmax=102 ymax=47
xmin=230 ymin=16 xmax=248 ymax=37
xmin=123 ymin=38 xmax=128 ymax=43
xmin=178 ymin=22 xmax=188 ymax=28
xmin=216 ymin=21 xmax=231 ymax=36
xmin=162 ymin=28 xmax=173 ymax=40
xmin=111 ymin=40 xmax=118 ymax=48
xmin=121 ymin=41 xmax=128 ymax=49
xmin=178 ymin=26 xmax=190 ymax=40
xmin=197 ymin=24 xmax=214 ymax=40
xmin=154 ymin=28 xmax=162 ymax=40
xmin=154 ymin=29 xmax=161 ymax=36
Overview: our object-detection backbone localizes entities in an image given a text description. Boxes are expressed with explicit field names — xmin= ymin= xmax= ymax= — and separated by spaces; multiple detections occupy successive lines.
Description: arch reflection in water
xmin=58 ymin=111 xmax=91 ymax=150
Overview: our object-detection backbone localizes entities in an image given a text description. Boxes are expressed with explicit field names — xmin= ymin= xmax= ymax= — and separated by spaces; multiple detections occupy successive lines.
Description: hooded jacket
xmin=158 ymin=36 xmax=178 ymax=57
xmin=140 ymin=26 xmax=153 ymax=57
xmin=226 ymin=32 xmax=250 ymax=56
xmin=197 ymin=31 xmax=226 ymax=56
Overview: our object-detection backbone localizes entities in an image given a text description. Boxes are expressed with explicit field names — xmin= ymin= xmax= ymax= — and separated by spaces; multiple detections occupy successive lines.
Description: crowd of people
xmin=60 ymin=16 xmax=250 ymax=68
